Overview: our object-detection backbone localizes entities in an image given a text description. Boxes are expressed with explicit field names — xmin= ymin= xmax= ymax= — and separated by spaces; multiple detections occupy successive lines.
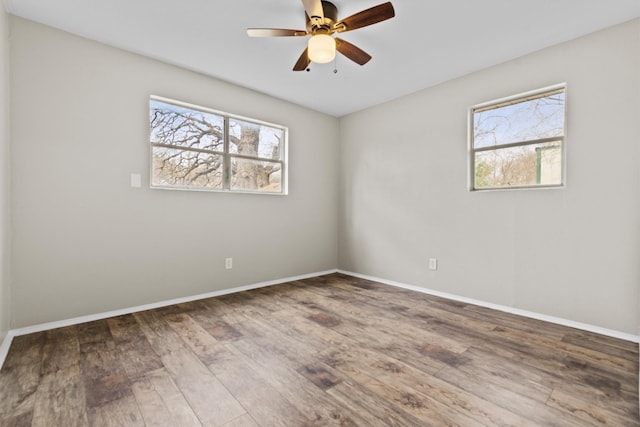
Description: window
xmin=469 ymin=84 xmax=566 ymax=191
xmin=150 ymin=96 xmax=287 ymax=194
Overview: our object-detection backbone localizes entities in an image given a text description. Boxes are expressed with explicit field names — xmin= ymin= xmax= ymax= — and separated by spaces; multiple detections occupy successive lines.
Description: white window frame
xmin=149 ymin=95 xmax=288 ymax=195
xmin=468 ymin=83 xmax=567 ymax=191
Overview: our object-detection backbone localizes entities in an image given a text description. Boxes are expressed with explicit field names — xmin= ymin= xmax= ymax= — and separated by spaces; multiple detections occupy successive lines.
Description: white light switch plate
xmin=130 ymin=173 xmax=142 ymax=188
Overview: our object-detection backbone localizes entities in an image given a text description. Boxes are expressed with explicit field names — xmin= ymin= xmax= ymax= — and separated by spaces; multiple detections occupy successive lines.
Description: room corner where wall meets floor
xmin=1 ymin=269 xmax=639 ymax=372
xmin=8 ymin=16 xmax=340 ymax=330
xmin=337 ymin=18 xmax=640 ymax=337
xmin=337 ymin=270 xmax=640 ymax=344
xmin=0 ymin=269 xmax=340 ymax=369
xmin=0 ymin=272 xmax=638 ymax=426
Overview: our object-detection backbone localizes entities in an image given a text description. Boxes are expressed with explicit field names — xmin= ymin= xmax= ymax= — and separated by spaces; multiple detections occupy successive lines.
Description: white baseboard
xmin=0 ymin=270 xmax=334 ymax=370
xmin=338 ymin=270 xmax=640 ymax=344
xmin=0 ymin=330 xmax=14 ymax=370
xmin=2 ymin=267 xmax=637 ymax=371
xmin=7 ymin=269 xmax=338 ymax=339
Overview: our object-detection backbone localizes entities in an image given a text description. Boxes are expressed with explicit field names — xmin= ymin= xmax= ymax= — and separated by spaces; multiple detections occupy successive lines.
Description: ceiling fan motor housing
xmin=306 ymin=1 xmax=339 ymax=33
xmin=247 ymin=1 xmax=395 ymax=70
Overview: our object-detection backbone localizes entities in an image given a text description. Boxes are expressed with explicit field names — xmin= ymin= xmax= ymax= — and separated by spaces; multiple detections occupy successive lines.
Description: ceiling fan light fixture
xmin=248 ymin=1 xmax=395 ymax=71
xmin=308 ymin=34 xmax=335 ymax=63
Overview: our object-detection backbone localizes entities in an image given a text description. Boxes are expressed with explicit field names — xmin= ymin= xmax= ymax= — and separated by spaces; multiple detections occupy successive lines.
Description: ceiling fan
xmin=247 ymin=0 xmax=395 ymax=71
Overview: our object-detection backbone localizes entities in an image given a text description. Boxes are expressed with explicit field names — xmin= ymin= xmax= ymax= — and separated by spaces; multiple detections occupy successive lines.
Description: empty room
xmin=0 ymin=0 xmax=639 ymax=426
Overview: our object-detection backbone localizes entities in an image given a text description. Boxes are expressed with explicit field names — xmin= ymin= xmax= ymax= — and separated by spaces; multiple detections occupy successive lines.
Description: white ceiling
xmin=5 ymin=0 xmax=640 ymax=117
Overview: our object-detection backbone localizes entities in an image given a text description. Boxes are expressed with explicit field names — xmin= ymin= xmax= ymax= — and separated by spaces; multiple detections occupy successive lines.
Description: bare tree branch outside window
xmin=150 ymin=97 xmax=286 ymax=194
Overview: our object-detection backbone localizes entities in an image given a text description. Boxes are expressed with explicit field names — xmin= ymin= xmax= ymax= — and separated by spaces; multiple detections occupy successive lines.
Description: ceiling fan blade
xmin=335 ymin=38 xmax=372 ymax=65
xmin=302 ymin=0 xmax=324 ymax=21
xmin=293 ymin=48 xmax=311 ymax=71
xmin=335 ymin=2 xmax=395 ymax=33
xmin=247 ymin=28 xmax=307 ymax=37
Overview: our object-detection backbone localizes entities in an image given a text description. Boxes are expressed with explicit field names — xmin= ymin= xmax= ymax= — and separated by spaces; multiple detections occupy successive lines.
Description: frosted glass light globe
xmin=308 ymin=34 xmax=336 ymax=64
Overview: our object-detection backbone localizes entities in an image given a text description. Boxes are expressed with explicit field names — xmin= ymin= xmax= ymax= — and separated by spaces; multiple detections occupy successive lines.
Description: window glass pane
xmin=149 ymin=96 xmax=287 ymax=194
xmin=150 ymin=100 xmax=224 ymax=152
xmin=230 ymin=157 xmax=282 ymax=192
xmin=228 ymin=118 xmax=282 ymax=160
xmin=152 ymin=147 xmax=223 ymax=189
xmin=473 ymin=91 xmax=565 ymax=148
xmin=474 ymin=142 xmax=562 ymax=189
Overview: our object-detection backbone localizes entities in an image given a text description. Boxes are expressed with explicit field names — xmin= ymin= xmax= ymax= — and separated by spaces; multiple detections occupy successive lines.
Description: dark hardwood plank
xmin=0 ymin=333 xmax=44 ymax=421
xmin=547 ymin=387 xmax=638 ymax=426
xmin=326 ymin=380 xmax=440 ymax=426
xmin=221 ymin=414 xmax=259 ymax=427
xmin=550 ymin=376 xmax=640 ymax=423
xmin=137 ymin=368 xmax=203 ymax=426
xmin=40 ymin=326 xmax=80 ymax=376
xmin=132 ymin=310 xmax=188 ymax=357
xmin=0 ymin=411 xmax=33 ymax=427
xmin=322 ymin=337 xmax=538 ymax=427
xmin=86 ymin=394 xmax=145 ymax=427
xmin=79 ymin=340 xmax=131 ymax=409
xmin=205 ymin=343 xmax=312 ymax=426
xmin=2 ymin=333 xmax=46 ymax=370
xmin=163 ymin=312 xmax=223 ymax=365
xmin=562 ymin=331 xmax=639 ymax=362
xmin=0 ymin=273 xmax=638 ymax=426
xmin=446 ymin=346 xmax=554 ymax=402
xmin=156 ymin=347 xmax=246 ymax=426
xmin=77 ymin=320 xmax=112 ymax=349
xmin=116 ymin=338 xmax=164 ymax=380
xmin=228 ymin=337 xmax=369 ymax=426
xmin=405 ymin=307 xmax=638 ymax=395
xmin=130 ymin=376 xmax=175 ymax=427
xmin=106 ymin=315 xmax=146 ymax=343
xmin=435 ymin=365 xmax=586 ymax=427
xmin=31 ymin=365 xmax=88 ymax=427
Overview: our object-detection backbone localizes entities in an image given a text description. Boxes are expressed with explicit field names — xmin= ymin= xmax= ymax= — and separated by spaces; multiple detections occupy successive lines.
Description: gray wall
xmin=7 ymin=15 xmax=640 ymax=336
xmin=0 ymin=2 xmax=10 ymax=341
xmin=338 ymin=19 xmax=640 ymax=334
xmin=10 ymin=17 xmax=339 ymax=328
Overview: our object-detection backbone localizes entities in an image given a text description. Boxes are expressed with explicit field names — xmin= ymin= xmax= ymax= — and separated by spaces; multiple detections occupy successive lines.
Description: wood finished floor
xmin=0 ymin=273 xmax=638 ymax=426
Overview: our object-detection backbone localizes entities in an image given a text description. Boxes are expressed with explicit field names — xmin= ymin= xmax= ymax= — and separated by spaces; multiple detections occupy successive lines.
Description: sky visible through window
xmin=473 ymin=92 xmax=565 ymax=148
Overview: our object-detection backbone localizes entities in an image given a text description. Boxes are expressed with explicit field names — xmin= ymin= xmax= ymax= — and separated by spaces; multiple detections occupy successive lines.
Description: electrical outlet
xmin=429 ymin=258 xmax=438 ymax=271
xmin=225 ymin=258 xmax=233 ymax=269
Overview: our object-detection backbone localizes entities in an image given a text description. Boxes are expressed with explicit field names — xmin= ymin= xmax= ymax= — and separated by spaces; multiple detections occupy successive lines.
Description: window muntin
xmin=150 ymin=96 xmax=287 ymax=194
xmin=470 ymin=85 xmax=566 ymax=190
